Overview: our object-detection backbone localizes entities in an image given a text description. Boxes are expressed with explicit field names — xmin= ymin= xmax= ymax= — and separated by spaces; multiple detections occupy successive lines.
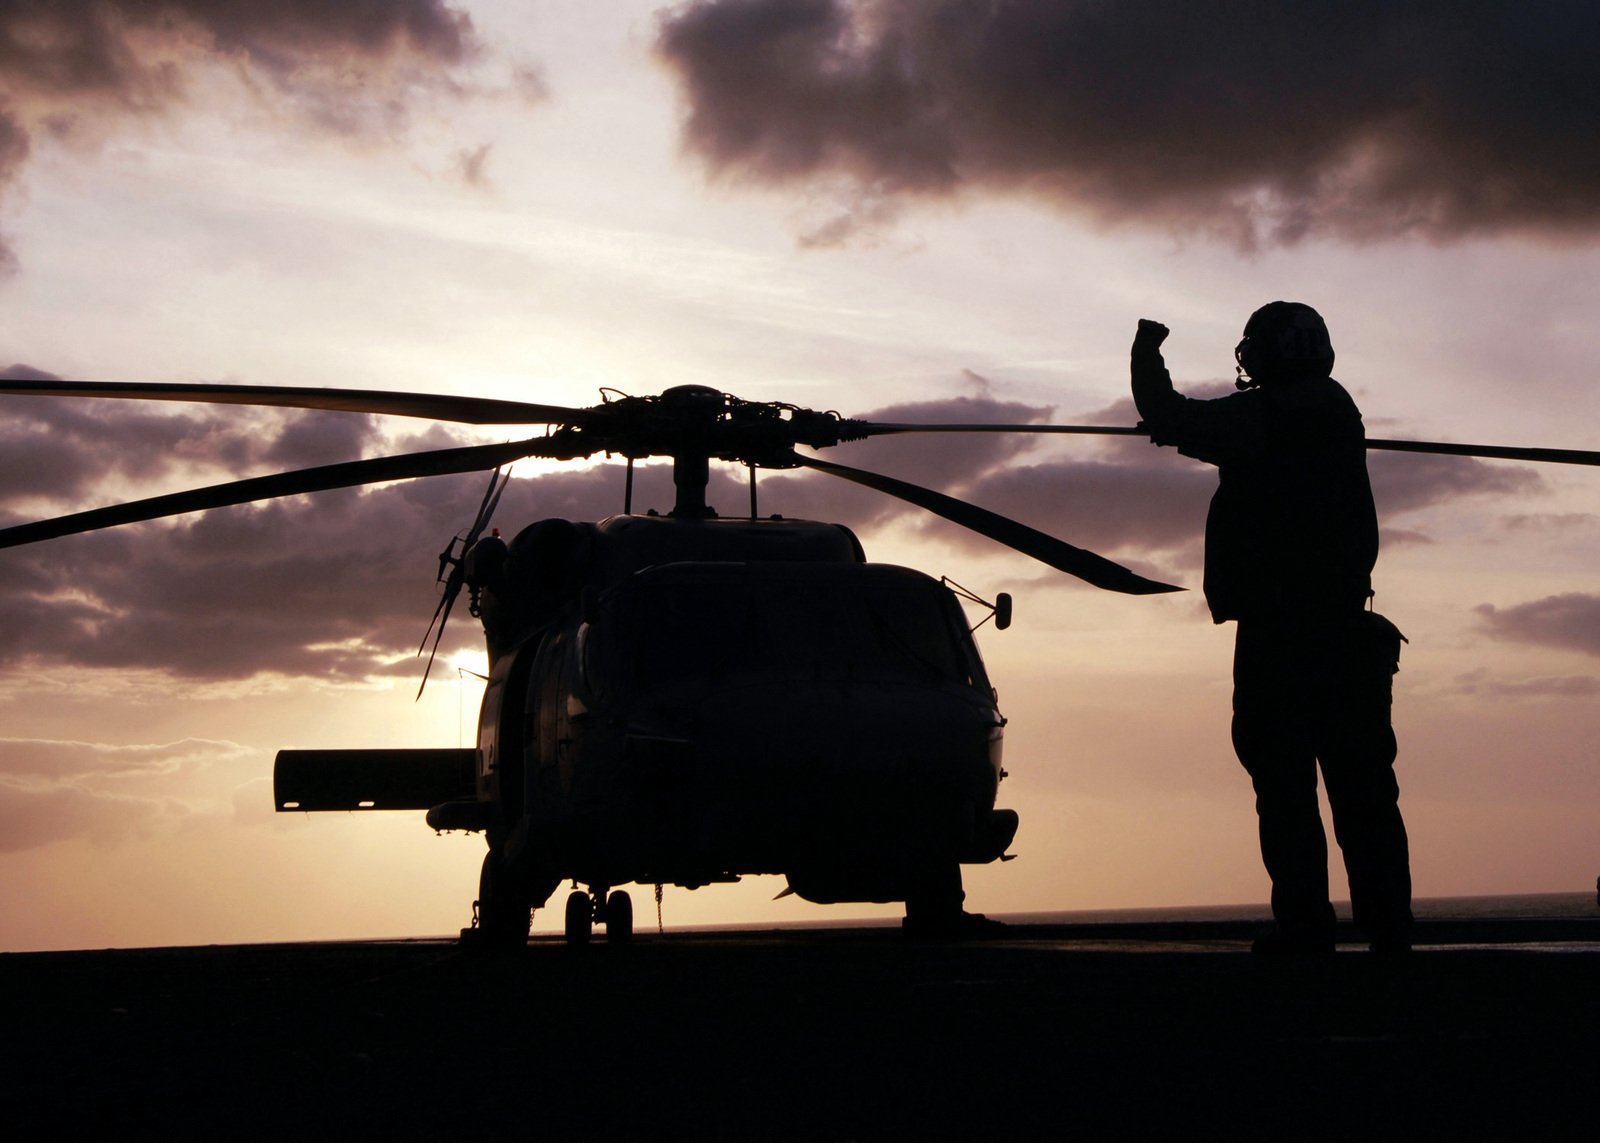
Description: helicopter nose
xmin=691 ymin=681 xmax=1001 ymax=843
xmin=690 ymin=679 xmax=999 ymax=784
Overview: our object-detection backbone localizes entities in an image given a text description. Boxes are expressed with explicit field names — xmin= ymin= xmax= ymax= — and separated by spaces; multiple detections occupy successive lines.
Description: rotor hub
xmin=538 ymin=387 xmax=868 ymax=471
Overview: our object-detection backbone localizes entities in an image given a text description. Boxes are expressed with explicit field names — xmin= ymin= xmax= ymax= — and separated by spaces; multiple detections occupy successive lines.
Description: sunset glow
xmin=2 ymin=1 xmax=1597 ymax=951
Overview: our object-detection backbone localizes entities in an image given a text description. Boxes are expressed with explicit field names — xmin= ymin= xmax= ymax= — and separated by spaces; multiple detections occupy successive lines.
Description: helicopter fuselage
xmin=277 ymin=512 xmax=1017 ymax=940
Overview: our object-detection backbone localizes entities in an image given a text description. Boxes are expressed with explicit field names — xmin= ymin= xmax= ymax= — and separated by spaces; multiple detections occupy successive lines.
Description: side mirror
xmin=994 ymin=592 xmax=1012 ymax=631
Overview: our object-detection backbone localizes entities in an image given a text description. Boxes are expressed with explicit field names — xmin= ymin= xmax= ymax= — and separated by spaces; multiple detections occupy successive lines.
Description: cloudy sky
xmin=1 ymin=0 xmax=1597 ymax=950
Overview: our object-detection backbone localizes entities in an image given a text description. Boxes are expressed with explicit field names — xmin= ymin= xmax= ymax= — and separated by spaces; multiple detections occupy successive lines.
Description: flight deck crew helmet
xmin=1234 ymin=301 xmax=1335 ymax=387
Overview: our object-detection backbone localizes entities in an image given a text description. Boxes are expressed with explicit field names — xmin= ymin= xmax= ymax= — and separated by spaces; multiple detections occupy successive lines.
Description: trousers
xmin=1231 ymin=611 xmax=1413 ymax=942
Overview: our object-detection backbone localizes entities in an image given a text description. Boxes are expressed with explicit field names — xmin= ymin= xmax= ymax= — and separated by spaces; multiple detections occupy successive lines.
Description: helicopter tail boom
xmin=274 ymin=749 xmax=477 ymax=812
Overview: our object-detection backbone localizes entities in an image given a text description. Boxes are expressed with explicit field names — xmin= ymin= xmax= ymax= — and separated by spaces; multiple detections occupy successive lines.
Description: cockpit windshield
xmin=607 ymin=566 xmax=983 ymax=694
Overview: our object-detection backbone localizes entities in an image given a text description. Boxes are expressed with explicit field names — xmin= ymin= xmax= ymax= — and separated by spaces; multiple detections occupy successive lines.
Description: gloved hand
xmin=1133 ymin=318 xmax=1170 ymax=350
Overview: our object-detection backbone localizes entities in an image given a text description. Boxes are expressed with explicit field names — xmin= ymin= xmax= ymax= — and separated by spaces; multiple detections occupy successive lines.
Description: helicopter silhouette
xmin=3 ymin=376 xmax=1597 ymax=945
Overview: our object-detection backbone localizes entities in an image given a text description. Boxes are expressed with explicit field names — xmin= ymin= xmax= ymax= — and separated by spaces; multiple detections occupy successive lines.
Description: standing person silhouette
xmin=1131 ymin=303 xmax=1413 ymax=955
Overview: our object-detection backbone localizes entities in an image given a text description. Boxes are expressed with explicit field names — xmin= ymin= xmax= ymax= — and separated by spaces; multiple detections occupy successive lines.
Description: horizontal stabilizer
xmin=274 ymin=749 xmax=477 ymax=812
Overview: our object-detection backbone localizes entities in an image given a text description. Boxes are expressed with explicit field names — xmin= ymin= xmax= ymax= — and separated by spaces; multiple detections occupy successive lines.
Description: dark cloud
xmin=950 ymin=458 xmax=1211 ymax=561
xmin=656 ymin=0 xmax=1600 ymax=248
xmin=511 ymin=62 xmax=551 ymax=104
xmin=455 ymin=141 xmax=494 ymax=188
xmin=0 ymin=115 xmax=26 ymax=275
xmin=0 ymin=458 xmax=634 ymax=681
xmin=835 ymin=392 xmax=1054 ymax=484
xmin=0 ymin=1 xmax=475 ymax=107
xmin=1450 ymin=668 xmax=1600 ymax=700
xmin=1500 ymin=513 xmax=1600 ymax=533
xmin=0 ymin=388 xmax=383 ymax=505
xmin=0 ymin=389 xmax=626 ymax=680
xmin=1368 ymin=452 xmax=1544 ymax=517
xmin=759 ymin=391 xmax=1055 ymax=526
xmin=0 ymin=0 xmax=479 ymax=265
xmin=0 ymin=364 xmax=57 ymax=381
xmin=1378 ymin=527 xmax=1433 ymax=550
xmin=770 ymin=393 xmax=1212 ymax=581
xmin=1476 ymin=593 xmax=1600 ymax=658
xmin=957 ymin=394 xmax=1551 ymax=567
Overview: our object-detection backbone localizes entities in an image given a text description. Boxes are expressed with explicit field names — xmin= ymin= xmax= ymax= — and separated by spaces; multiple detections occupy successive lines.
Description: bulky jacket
xmin=1131 ymin=343 xmax=1378 ymax=623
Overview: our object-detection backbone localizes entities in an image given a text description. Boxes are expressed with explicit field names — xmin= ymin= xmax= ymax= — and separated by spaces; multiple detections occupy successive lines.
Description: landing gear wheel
xmin=564 ymin=888 xmax=593 ymax=946
xmin=606 ymin=889 xmax=634 ymax=943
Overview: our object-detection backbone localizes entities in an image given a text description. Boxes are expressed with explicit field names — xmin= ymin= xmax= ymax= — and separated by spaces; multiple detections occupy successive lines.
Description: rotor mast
xmin=664 ymin=385 xmax=722 ymax=518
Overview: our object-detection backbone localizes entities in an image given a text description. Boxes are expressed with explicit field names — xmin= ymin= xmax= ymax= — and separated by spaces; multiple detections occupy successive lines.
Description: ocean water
xmin=1005 ymin=890 xmax=1599 ymax=927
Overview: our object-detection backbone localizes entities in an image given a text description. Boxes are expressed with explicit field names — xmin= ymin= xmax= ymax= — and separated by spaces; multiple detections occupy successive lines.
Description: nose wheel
xmin=563 ymin=886 xmax=634 ymax=945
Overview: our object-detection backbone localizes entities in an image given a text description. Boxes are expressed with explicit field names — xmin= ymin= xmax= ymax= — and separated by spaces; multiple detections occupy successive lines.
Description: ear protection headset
xmin=1234 ymin=301 xmax=1335 ymax=389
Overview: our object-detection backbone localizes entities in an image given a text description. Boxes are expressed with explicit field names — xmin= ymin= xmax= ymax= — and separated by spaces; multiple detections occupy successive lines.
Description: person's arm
xmin=1129 ymin=319 xmax=1260 ymax=466
xmin=1130 ymin=318 xmax=1180 ymax=434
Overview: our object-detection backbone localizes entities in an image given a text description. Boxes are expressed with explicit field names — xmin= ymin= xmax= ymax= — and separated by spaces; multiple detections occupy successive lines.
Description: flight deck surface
xmin=4 ymin=918 xmax=1597 ymax=1140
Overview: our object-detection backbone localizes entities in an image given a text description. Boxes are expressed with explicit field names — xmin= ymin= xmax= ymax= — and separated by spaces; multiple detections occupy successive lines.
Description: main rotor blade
xmin=859 ymin=419 xmax=1600 ymax=467
xmin=0 ymin=438 xmax=553 ymax=550
xmin=794 ymin=454 xmax=1182 ymax=595
xmin=856 ymin=422 xmax=1145 ymax=438
xmin=0 ymin=378 xmax=586 ymax=426
xmin=1366 ymin=438 xmax=1600 ymax=466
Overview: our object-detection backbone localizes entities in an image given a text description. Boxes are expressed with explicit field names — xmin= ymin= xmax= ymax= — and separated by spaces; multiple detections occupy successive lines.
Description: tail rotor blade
xmin=417 ymin=467 xmax=513 ymax=697
xmin=416 ymin=565 xmax=467 ymax=700
xmin=465 ymin=468 xmax=512 ymax=548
